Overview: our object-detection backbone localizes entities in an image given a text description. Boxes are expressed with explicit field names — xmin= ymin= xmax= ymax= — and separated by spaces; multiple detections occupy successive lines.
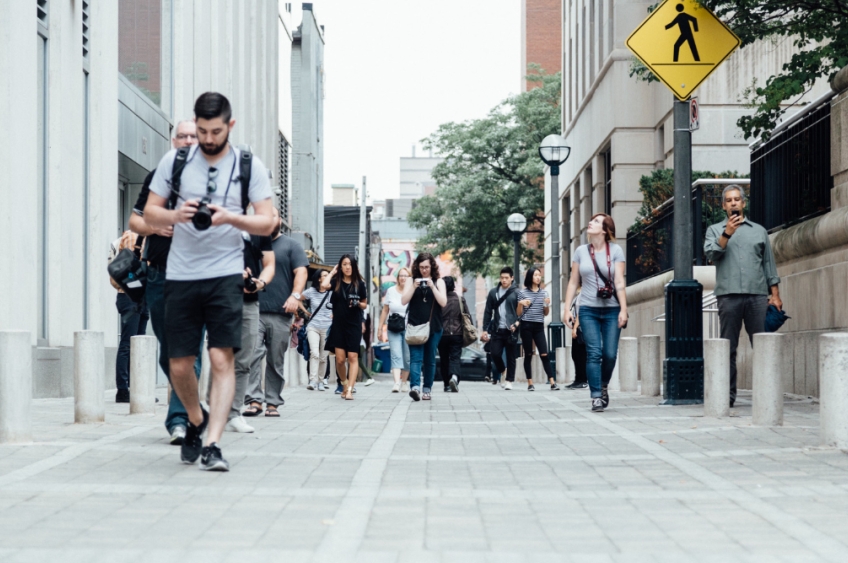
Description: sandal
xmin=343 ymin=390 xmax=354 ymax=400
xmin=265 ymin=406 xmax=280 ymax=417
xmin=243 ymin=403 xmax=262 ymax=417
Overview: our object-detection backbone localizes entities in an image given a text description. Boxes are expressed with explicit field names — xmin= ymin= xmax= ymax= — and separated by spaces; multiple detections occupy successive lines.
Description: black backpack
xmin=168 ymin=145 xmax=253 ymax=212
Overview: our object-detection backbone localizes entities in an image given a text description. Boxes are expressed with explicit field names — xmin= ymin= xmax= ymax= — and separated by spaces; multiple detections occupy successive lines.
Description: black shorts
xmin=164 ymin=274 xmax=244 ymax=358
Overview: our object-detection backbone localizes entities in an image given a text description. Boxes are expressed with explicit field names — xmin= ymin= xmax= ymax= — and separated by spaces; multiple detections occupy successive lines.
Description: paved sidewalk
xmin=1 ymin=378 xmax=847 ymax=562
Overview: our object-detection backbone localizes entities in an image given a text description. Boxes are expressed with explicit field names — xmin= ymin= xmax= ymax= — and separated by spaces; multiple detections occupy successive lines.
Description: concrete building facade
xmin=290 ymin=4 xmax=326 ymax=260
xmin=0 ymin=0 xmax=293 ymax=397
xmin=399 ymin=154 xmax=442 ymax=198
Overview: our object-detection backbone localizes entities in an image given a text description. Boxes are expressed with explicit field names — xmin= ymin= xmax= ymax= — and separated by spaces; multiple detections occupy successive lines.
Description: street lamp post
xmin=538 ymin=134 xmax=571 ymax=384
xmin=507 ymin=213 xmax=527 ymax=287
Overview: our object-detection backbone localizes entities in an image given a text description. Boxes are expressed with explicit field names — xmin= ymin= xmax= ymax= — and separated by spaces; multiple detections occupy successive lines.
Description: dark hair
xmin=194 ymin=92 xmax=232 ymax=123
xmin=524 ymin=266 xmax=542 ymax=290
xmin=411 ymin=252 xmax=440 ymax=282
xmin=311 ymin=269 xmax=326 ymax=289
xmin=590 ymin=213 xmax=616 ymax=242
xmin=332 ymin=253 xmax=364 ymax=291
xmin=443 ymin=276 xmax=456 ymax=293
xmin=500 ymin=266 xmax=514 ymax=277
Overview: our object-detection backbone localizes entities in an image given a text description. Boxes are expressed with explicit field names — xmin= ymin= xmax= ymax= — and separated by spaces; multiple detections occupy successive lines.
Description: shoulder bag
xmin=405 ymin=295 xmax=435 ymax=346
xmin=297 ymin=291 xmax=330 ymax=361
xmin=458 ymin=297 xmax=478 ymax=348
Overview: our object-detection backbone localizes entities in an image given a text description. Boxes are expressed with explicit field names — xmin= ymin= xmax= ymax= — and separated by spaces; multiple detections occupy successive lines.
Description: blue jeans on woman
xmin=578 ymin=306 xmax=621 ymax=398
xmin=409 ymin=329 xmax=443 ymax=393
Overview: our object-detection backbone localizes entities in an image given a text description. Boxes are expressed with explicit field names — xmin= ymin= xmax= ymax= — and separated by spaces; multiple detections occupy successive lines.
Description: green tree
xmin=408 ymin=66 xmax=561 ymax=276
xmin=630 ymin=1 xmax=848 ymax=140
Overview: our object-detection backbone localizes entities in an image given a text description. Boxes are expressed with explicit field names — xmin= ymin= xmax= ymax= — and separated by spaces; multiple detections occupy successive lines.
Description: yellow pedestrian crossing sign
xmin=626 ymin=0 xmax=741 ymax=101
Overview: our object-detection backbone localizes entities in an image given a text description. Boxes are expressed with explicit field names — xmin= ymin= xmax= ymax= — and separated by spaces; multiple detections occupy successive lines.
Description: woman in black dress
xmin=322 ymin=254 xmax=368 ymax=400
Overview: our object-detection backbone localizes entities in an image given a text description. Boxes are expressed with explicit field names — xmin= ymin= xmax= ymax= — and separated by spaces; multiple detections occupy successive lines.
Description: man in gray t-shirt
xmin=143 ymin=93 xmax=277 ymax=472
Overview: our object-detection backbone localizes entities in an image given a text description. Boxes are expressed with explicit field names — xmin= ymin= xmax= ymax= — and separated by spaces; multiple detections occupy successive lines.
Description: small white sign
xmin=689 ymin=98 xmax=700 ymax=131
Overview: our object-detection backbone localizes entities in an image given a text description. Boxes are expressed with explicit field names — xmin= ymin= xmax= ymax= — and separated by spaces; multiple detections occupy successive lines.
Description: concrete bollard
xmin=619 ymin=337 xmax=638 ymax=392
xmin=639 ymin=335 xmax=661 ymax=397
xmin=130 ymin=335 xmax=158 ymax=414
xmin=819 ymin=333 xmax=848 ymax=448
xmin=0 ymin=331 xmax=33 ymax=443
xmin=74 ymin=331 xmax=105 ymax=424
xmin=704 ymin=338 xmax=730 ymax=417
xmin=556 ymin=347 xmax=567 ymax=383
xmin=752 ymin=333 xmax=784 ymax=426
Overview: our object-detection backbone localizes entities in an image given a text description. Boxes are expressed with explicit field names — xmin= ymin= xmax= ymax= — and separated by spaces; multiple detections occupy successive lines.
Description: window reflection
xmin=119 ymin=0 xmax=163 ymax=106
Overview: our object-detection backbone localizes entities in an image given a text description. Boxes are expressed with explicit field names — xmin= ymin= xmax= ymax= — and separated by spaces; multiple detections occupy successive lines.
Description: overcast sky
xmin=298 ymin=0 xmax=521 ymax=203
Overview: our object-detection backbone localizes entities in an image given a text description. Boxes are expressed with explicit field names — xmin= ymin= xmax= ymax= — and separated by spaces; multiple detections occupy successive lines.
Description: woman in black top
xmin=322 ymin=254 xmax=368 ymax=400
xmin=401 ymin=252 xmax=447 ymax=401
xmin=516 ymin=267 xmax=559 ymax=391
xmin=438 ymin=276 xmax=469 ymax=393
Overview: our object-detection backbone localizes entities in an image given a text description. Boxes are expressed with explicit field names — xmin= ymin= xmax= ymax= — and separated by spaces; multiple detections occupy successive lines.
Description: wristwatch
xmin=292 ymin=292 xmax=301 ymax=300
xmin=721 ymin=231 xmax=732 ymax=239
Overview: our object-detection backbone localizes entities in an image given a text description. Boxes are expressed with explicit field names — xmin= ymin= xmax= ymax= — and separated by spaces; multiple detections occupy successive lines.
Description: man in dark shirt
xmin=226 ymin=233 xmax=274 ymax=433
xmin=244 ymin=222 xmax=309 ymax=415
xmin=129 ymin=120 xmax=201 ymax=445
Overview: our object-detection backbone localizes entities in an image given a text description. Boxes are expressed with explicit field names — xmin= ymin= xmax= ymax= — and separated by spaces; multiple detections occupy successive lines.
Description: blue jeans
xmin=116 ymin=293 xmax=149 ymax=391
xmin=578 ymin=306 xmax=621 ymax=398
xmin=409 ymin=329 xmax=443 ymax=392
xmin=146 ymin=268 xmax=203 ymax=432
xmin=387 ymin=329 xmax=410 ymax=371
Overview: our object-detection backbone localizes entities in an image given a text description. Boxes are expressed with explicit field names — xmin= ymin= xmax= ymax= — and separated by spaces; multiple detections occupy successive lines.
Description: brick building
xmin=521 ymin=0 xmax=562 ymax=90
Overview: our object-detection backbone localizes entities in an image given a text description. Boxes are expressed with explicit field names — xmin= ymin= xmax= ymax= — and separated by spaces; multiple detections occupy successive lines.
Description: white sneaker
xmin=401 ymin=381 xmax=410 ymax=393
xmin=225 ymin=416 xmax=255 ymax=433
xmin=307 ymin=380 xmax=316 ymax=390
xmin=504 ymin=381 xmax=513 ymax=390
xmin=318 ymin=381 xmax=326 ymax=391
xmin=392 ymin=382 xmax=401 ymax=393
xmin=364 ymin=377 xmax=375 ymax=386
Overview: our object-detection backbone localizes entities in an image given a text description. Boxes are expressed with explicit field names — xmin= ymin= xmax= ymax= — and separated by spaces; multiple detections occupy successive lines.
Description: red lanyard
xmin=588 ymin=242 xmax=612 ymax=284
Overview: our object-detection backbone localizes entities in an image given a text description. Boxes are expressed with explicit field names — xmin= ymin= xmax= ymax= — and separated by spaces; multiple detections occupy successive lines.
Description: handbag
xmin=458 ymin=297 xmax=478 ymax=347
xmin=107 ymin=236 xmax=147 ymax=304
xmin=405 ymin=297 xmax=435 ymax=345
xmin=387 ymin=313 xmax=405 ymax=333
xmin=297 ymin=291 xmax=330 ymax=361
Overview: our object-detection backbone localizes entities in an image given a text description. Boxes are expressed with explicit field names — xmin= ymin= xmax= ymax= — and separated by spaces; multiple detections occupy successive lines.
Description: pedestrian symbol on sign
xmin=666 ymin=4 xmax=700 ymax=62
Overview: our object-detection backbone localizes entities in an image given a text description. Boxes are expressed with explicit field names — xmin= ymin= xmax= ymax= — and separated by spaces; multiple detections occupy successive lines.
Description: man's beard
xmin=200 ymin=133 xmax=229 ymax=156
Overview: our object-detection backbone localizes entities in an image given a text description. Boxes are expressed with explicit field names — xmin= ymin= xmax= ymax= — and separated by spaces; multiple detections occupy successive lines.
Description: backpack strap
xmin=168 ymin=147 xmax=191 ymax=210
xmin=238 ymin=146 xmax=252 ymax=213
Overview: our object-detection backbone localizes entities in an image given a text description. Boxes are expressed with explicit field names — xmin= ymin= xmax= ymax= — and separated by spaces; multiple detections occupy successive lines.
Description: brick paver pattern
xmin=1 ymin=378 xmax=847 ymax=562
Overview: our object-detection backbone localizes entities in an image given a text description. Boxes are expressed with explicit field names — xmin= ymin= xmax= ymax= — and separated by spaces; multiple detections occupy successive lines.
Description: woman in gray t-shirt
xmin=563 ymin=213 xmax=628 ymax=413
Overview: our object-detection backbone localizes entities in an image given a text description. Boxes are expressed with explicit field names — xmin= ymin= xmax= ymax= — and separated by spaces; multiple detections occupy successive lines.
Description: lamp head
xmin=538 ymin=134 xmax=571 ymax=166
xmin=507 ymin=212 xmax=527 ymax=234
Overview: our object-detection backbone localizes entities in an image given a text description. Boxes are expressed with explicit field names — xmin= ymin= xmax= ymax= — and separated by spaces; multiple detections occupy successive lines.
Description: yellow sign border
xmin=626 ymin=0 xmax=741 ymax=101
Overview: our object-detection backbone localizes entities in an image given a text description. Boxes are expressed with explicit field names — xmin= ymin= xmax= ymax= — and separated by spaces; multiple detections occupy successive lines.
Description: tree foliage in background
xmin=407 ymin=66 xmax=561 ymax=276
xmin=630 ymin=1 xmax=848 ymax=141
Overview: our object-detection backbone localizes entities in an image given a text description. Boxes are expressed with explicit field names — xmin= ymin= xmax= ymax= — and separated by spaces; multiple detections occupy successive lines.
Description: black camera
xmin=349 ymin=296 xmax=360 ymax=308
xmin=192 ymin=197 xmax=215 ymax=230
xmin=244 ymin=277 xmax=258 ymax=292
xmin=596 ymin=284 xmax=615 ymax=300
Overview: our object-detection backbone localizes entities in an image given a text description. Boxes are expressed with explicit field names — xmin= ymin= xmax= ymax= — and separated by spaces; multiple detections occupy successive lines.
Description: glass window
xmin=37 ymin=34 xmax=48 ymax=341
xmin=119 ymin=0 xmax=169 ymax=109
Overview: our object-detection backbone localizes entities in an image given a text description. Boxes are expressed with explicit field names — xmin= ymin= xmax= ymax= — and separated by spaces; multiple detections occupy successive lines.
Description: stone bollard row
xmin=819 ymin=333 xmax=848 ymax=449
xmin=130 ymin=335 xmax=158 ymax=414
xmin=618 ymin=337 xmax=638 ymax=392
xmin=752 ymin=333 xmax=784 ymax=426
xmin=0 ymin=331 xmax=32 ymax=443
xmin=75 ymin=330 xmax=105 ymax=424
xmin=640 ymin=335 xmax=661 ymax=397
xmin=704 ymin=338 xmax=730 ymax=418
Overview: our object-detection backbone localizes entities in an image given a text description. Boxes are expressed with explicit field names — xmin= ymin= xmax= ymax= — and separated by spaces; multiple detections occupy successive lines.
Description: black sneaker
xmin=601 ymin=386 xmax=610 ymax=409
xmin=527 ymin=384 xmax=535 ymax=392
xmin=335 ymin=383 xmax=343 ymax=394
xmin=444 ymin=385 xmax=451 ymax=392
xmin=115 ymin=389 xmax=130 ymax=403
xmin=409 ymin=388 xmax=421 ymax=402
xmin=591 ymin=398 xmax=605 ymax=412
xmin=484 ymin=374 xmax=492 ymax=383
xmin=180 ymin=407 xmax=209 ymax=465
xmin=566 ymin=381 xmax=588 ymax=390
xmin=449 ymin=375 xmax=459 ymax=393
xmin=550 ymin=383 xmax=560 ymax=391
xmin=200 ymin=442 xmax=229 ymax=472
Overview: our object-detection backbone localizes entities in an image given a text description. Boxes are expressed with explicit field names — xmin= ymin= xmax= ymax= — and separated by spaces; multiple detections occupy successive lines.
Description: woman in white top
xmin=379 ymin=267 xmax=411 ymax=393
xmin=300 ymin=270 xmax=333 ymax=390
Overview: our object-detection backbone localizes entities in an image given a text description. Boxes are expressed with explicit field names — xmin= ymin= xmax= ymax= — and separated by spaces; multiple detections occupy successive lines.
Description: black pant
xmin=438 ymin=334 xmax=463 ymax=385
xmin=520 ymin=321 xmax=553 ymax=382
xmin=116 ymin=293 xmax=149 ymax=391
xmin=717 ymin=294 xmax=768 ymax=401
xmin=571 ymin=338 xmax=587 ymax=384
xmin=490 ymin=329 xmax=517 ymax=382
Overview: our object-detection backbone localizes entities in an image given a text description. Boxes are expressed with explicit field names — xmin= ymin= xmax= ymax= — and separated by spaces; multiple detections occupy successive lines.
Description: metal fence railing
xmin=750 ymin=98 xmax=833 ymax=232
